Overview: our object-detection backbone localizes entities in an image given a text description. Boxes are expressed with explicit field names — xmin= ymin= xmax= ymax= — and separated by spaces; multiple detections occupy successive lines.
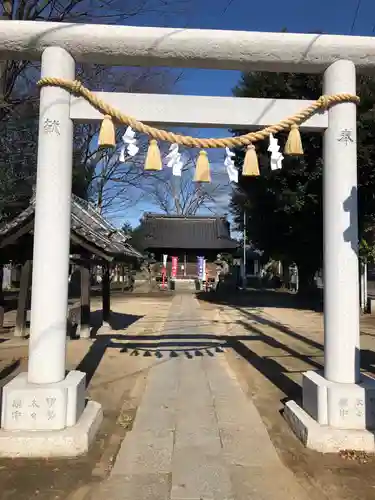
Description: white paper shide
xmin=166 ymin=143 xmax=184 ymax=176
xmin=268 ymin=133 xmax=283 ymax=170
xmin=224 ymin=147 xmax=238 ymax=183
xmin=119 ymin=126 xmax=139 ymax=162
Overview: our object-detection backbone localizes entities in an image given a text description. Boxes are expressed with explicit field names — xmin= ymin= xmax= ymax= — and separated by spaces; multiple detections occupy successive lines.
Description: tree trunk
xmin=296 ymin=262 xmax=318 ymax=296
xmin=281 ymin=259 xmax=291 ymax=288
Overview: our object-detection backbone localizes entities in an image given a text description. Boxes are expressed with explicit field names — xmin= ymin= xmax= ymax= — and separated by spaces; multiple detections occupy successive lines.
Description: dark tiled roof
xmin=0 ymin=204 xmax=34 ymax=237
xmin=138 ymin=213 xmax=239 ymax=250
xmin=0 ymin=194 xmax=143 ymax=260
xmin=70 ymin=195 xmax=142 ymax=258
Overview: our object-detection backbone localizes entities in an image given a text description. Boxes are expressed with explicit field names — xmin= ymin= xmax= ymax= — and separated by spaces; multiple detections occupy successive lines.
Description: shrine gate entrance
xmin=0 ymin=21 xmax=374 ymax=454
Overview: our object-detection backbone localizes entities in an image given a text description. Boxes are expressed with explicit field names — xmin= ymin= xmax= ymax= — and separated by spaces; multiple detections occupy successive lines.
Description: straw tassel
xmin=194 ymin=151 xmax=211 ymax=182
xmin=284 ymin=124 xmax=304 ymax=155
xmin=98 ymin=115 xmax=116 ymax=148
xmin=242 ymin=144 xmax=259 ymax=176
xmin=144 ymin=139 xmax=163 ymax=171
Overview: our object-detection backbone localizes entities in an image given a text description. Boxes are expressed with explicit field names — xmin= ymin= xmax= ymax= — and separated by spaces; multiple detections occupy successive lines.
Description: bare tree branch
xmin=136 ymin=149 xmax=227 ymax=217
xmin=0 ymin=0 xmax=186 ymax=222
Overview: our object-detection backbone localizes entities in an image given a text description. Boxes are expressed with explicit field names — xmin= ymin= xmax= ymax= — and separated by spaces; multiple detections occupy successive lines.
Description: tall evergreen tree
xmin=230 ymin=72 xmax=375 ymax=292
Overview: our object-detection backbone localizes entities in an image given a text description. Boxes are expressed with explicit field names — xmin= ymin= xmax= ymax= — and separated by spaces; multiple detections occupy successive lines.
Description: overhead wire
xmin=350 ymin=0 xmax=362 ymax=34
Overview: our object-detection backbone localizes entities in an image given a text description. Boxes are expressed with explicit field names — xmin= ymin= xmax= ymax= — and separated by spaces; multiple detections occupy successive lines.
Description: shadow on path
xmin=76 ymin=332 xmax=227 ymax=386
xmin=72 ymin=289 xmax=375 ymax=407
xmin=197 ymin=288 xmax=323 ymax=312
xmin=198 ymin=289 xmax=375 ymax=403
xmin=0 ymin=359 xmax=21 ymax=383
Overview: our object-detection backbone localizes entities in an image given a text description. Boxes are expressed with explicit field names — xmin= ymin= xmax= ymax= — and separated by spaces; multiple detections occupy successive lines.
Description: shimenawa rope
xmin=37 ymin=77 xmax=360 ymax=149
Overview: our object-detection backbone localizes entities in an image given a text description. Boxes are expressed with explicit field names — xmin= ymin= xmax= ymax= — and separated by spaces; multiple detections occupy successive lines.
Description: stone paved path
xmin=92 ymin=294 xmax=310 ymax=500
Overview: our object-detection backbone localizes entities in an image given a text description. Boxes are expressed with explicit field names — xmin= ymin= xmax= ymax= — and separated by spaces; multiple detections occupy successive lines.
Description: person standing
xmin=290 ymin=268 xmax=298 ymax=293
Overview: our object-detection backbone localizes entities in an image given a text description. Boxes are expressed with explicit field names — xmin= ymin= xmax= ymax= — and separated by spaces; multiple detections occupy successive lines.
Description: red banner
xmin=171 ymin=256 xmax=178 ymax=278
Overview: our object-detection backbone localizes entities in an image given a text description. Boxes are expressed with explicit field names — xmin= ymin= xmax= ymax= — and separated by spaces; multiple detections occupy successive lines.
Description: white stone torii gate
xmin=0 ymin=21 xmax=374 ymax=456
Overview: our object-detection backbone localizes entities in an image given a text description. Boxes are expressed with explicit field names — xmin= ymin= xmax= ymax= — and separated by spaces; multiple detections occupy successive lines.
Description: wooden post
xmin=79 ymin=262 xmax=91 ymax=338
xmin=121 ymin=265 xmax=125 ymax=292
xmin=102 ymin=262 xmax=110 ymax=325
xmin=14 ymin=260 xmax=32 ymax=337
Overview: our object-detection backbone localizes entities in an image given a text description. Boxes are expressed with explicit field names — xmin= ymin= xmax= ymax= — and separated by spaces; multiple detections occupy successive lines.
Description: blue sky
xmin=107 ymin=0 xmax=375 ymax=228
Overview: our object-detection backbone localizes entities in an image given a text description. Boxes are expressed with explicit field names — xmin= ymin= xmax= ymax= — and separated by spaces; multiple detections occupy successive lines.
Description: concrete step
xmin=174 ymin=280 xmax=196 ymax=292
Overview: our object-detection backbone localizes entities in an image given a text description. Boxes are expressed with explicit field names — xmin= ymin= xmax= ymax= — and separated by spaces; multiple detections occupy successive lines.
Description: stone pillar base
xmin=285 ymin=370 xmax=375 ymax=453
xmin=0 ymin=401 xmax=102 ymax=458
xmin=1 ymin=371 xmax=87 ymax=430
xmin=0 ymin=371 xmax=102 ymax=457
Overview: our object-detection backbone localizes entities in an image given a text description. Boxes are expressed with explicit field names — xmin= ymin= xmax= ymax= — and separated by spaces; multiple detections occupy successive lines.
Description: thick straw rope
xmin=37 ymin=77 xmax=360 ymax=149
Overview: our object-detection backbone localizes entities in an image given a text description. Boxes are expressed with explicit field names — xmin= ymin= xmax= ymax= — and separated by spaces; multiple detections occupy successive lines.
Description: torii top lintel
xmin=0 ymin=20 xmax=375 ymax=74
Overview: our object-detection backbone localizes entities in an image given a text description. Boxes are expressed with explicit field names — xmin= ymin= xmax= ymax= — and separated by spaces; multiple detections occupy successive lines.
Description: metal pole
xmin=362 ymin=259 xmax=368 ymax=313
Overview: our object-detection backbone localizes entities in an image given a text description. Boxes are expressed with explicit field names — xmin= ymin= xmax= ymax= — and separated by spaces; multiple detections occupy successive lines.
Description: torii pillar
xmin=0 ymin=47 xmax=102 ymax=458
xmin=285 ymin=60 xmax=375 ymax=452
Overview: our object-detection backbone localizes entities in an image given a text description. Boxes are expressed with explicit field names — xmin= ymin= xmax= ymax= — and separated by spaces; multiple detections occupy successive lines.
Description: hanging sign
xmin=197 ymin=256 xmax=204 ymax=280
xmin=202 ymin=258 xmax=207 ymax=281
xmin=162 ymin=254 xmax=168 ymax=267
xmin=171 ymin=257 xmax=178 ymax=278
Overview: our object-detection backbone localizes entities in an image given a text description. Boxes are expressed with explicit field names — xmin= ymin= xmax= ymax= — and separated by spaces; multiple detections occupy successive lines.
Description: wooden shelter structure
xmin=0 ymin=194 xmax=143 ymax=337
xmin=135 ymin=213 xmax=238 ymax=278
